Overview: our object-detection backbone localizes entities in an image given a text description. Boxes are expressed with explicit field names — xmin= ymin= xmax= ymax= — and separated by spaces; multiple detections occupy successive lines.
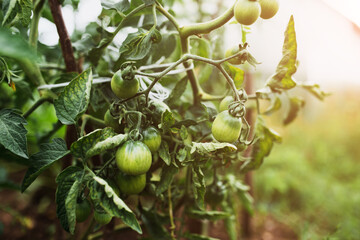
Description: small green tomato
xmin=212 ymin=111 xmax=242 ymax=143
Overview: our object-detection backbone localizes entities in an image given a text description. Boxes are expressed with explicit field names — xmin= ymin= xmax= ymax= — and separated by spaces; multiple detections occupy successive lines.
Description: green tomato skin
xmin=94 ymin=211 xmax=112 ymax=225
xmin=212 ymin=111 xmax=242 ymax=143
xmin=259 ymin=0 xmax=279 ymax=19
xmin=225 ymin=46 xmax=241 ymax=65
xmin=104 ymin=110 xmax=122 ymax=132
xmin=143 ymin=127 xmax=161 ymax=153
xmin=234 ymin=0 xmax=261 ymax=26
xmin=219 ymin=96 xmax=234 ymax=112
xmin=111 ymin=70 xmax=139 ymax=99
xmin=76 ymin=199 xmax=92 ymax=222
xmin=115 ymin=172 xmax=146 ymax=195
xmin=115 ymin=141 xmax=152 ymax=175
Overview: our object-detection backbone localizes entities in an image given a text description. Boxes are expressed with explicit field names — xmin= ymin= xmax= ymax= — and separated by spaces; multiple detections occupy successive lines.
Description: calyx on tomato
xmin=234 ymin=0 xmax=261 ymax=26
xmin=115 ymin=140 xmax=152 ymax=175
xmin=114 ymin=172 xmax=146 ymax=195
xmin=76 ymin=198 xmax=92 ymax=222
xmin=212 ymin=111 xmax=242 ymax=143
xmin=111 ymin=69 xmax=139 ymax=99
xmin=142 ymin=126 xmax=161 ymax=153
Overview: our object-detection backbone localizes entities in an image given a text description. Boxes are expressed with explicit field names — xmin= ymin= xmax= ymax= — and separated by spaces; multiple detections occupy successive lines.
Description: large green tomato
xmin=111 ymin=70 xmax=139 ymax=99
xmin=142 ymin=127 xmax=161 ymax=153
xmin=104 ymin=110 xmax=122 ymax=132
xmin=212 ymin=111 xmax=242 ymax=143
xmin=219 ymin=96 xmax=234 ymax=112
xmin=115 ymin=140 xmax=152 ymax=175
xmin=259 ymin=0 xmax=279 ymax=19
xmin=234 ymin=0 xmax=261 ymax=26
xmin=76 ymin=199 xmax=92 ymax=222
xmin=94 ymin=211 xmax=112 ymax=225
xmin=115 ymin=172 xmax=146 ymax=195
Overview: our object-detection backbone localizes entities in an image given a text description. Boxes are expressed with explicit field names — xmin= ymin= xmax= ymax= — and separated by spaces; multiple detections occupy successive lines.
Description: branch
xmin=48 ymin=0 xmax=78 ymax=72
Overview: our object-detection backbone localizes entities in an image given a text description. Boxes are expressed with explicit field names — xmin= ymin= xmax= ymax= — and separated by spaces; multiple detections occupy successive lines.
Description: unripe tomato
xmin=114 ymin=172 xmax=146 ymax=195
xmin=234 ymin=0 xmax=261 ymax=26
xmin=259 ymin=0 xmax=279 ymax=19
xmin=76 ymin=199 xmax=91 ymax=222
xmin=94 ymin=211 xmax=112 ymax=225
xmin=104 ymin=110 xmax=122 ymax=132
xmin=219 ymin=96 xmax=234 ymax=112
xmin=212 ymin=111 xmax=242 ymax=143
xmin=111 ymin=70 xmax=139 ymax=99
xmin=142 ymin=127 xmax=161 ymax=153
xmin=225 ymin=46 xmax=242 ymax=65
xmin=115 ymin=140 xmax=152 ymax=175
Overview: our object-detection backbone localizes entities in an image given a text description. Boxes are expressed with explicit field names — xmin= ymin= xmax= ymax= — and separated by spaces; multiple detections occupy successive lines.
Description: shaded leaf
xmin=224 ymin=63 xmax=244 ymax=89
xmin=101 ymin=0 xmax=130 ymax=13
xmin=192 ymin=166 xmax=205 ymax=209
xmin=158 ymin=141 xmax=171 ymax=165
xmin=188 ymin=209 xmax=230 ymax=221
xmin=65 ymin=176 xmax=82 ymax=234
xmin=166 ymin=77 xmax=188 ymax=107
xmin=140 ymin=208 xmax=170 ymax=240
xmin=300 ymin=83 xmax=330 ymax=101
xmin=21 ymin=138 xmax=69 ymax=192
xmin=19 ymin=0 xmax=32 ymax=26
xmin=2 ymin=0 xmax=18 ymax=26
xmin=283 ymin=97 xmax=305 ymax=125
xmin=183 ymin=233 xmax=220 ymax=240
xmin=155 ymin=163 xmax=178 ymax=196
xmin=264 ymin=96 xmax=281 ymax=115
xmin=160 ymin=110 xmax=175 ymax=132
xmin=86 ymin=133 xmax=127 ymax=158
xmin=54 ymin=69 xmax=93 ymax=125
xmin=190 ymin=142 xmax=237 ymax=155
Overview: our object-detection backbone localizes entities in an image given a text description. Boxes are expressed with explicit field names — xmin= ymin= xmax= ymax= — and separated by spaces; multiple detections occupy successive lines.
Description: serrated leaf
xmin=240 ymin=117 xmax=281 ymax=173
xmin=158 ymin=141 xmax=171 ymax=165
xmin=70 ymin=128 xmax=117 ymax=159
xmin=166 ymin=77 xmax=187 ymax=107
xmin=192 ymin=166 xmax=205 ymax=209
xmin=56 ymin=166 xmax=84 ymax=233
xmin=264 ymin=96 xmax=282 ymax=115
xmin=283 ymin=97 xmax=305 ymax=125
xmin=54 ymin=69 xmax=93 ymax=125
xmin=89 ymin=176 xmax=142 ymax=233
xmin=86 ymin=133 xmax=127 ymax=158
xmin=0 ymin=109 xmax=28 ymax=159
xmin=119 ymin=27 xmax=162 ymax=60
xmin=65 ymin=176 xmax=82 ymax=234
xmin=155 ymin=164 xmax=178 ymax=196
xmin=266 ymin=16 xmax=297 ymax=92
xmin=190 ymin=142 xmax=237 ymax=155
xmin=19 ymin=0 xmax=32 ymax=26
xmin=21 ymin=138 xmax=69 ymax=192
xmin=224 ymin=63 xmax=244 ymax=89
xmin=101 ymin=0 xmax=130 ymax=13
xmin=300 ymin=83 xmax=330 ymax=101
xmin=188 ymin=209 xmax=230 ymax=221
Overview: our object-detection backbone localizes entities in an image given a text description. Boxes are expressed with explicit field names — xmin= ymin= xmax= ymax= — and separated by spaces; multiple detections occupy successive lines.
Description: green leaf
xmin=300 ymin=83 xmax=330 ymax=101
xmin=266 ymin=15 xmax=297 ymax=92
xmin=192 ymin=166 xmax=205 ymax=209
xmin=283 ymin=97 xmax=305 ymax=125
xmin=160 ymin=109 xmax=175 ymax=132
xmin=188 ymin=209 xmax=230 ymax=221
xmin=119 ymin=27 xmax=162 ymax=60
xmin=264 ymin=96 xmax=282 ymax=115
xmin=21 ymin=138 xmax=69 ymax=192
xmin=158 ymin=140 xmax=171 ymax=166
xmin=155 ymin=163 xmax=178 ymax=196
xmin=190 ymin=142 xmax=237 ymax=155
xmin=54 ymin=68 xmax=93 ymax=125
xmin=56 ymin=166 xmax=84 ymax=233
xmin=101 ymin=0 xmax=130 ymax=13
xmin=255 ymin=87 xmax=272 ymax=100
xmin=89 ymin=176 xmax=142 ymax=234
xmin=19 ymin=0 xmax=32 ymax=26
xmin=240 ymin=117 xmax=282 ymax=173
xmin=140 ymin=209 xmax=170 ymax=239
xmin=2 ymin=0 xmax=18 ymax=25
xmin=70 ymin=128 xmax=117 ymax=159
xmin=224 ymin=63 xmax=244 ymax=89
xmin=166 ymin=77 xmax=188 ymax=107
xmin=0 ymin=27 xmax=37 ymax=60
xmin=86 ymin=133 xmax=127 ymax=159
xmin=65 ymin=176 xmax=82 ymax=234
xmin=0 ymin=109 xmax=28 ymax=159
xmin=176 ymin=147 xmax=187 ymax=163
xmin=172 ymin=119 xmax=197 ymax=129
xmin=183 ymin=232 xmax=220 ymax=240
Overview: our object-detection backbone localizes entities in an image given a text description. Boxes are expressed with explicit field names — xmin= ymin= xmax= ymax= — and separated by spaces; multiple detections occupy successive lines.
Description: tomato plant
xmin=0 ymin=0 xmax=329 ymax=239
xmin=259 ymin=0 xmax=280 ymax=19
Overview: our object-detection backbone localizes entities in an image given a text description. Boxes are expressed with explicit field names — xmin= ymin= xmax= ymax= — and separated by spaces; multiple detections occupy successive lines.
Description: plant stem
xmin=38 ymin=120 xmax=63 ymax=143
xmin=168 ymin=187 xmax=176 ymax=239
xmin=95 ymin=157 xmax=115 ymax=176
xmin=155 ymin=2 xmax=180 ymax=31
xmin=29 ymin=0 xmax=46 ymax=48
xmin=22 ymin=97 xmax=53 ymax=118
xmin=80 ymin=217 xmax=96 ymax=240
xmin=82 ymin=114 xmax=106 ymax=128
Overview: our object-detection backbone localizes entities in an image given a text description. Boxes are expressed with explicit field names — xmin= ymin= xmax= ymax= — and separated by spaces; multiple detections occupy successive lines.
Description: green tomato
xmin=115 ymin=140 xmax=152 ymax=175
xmin=234 ymin=0 xmax=261 ymax=26
xmin=115 ymin=172 xmax=146 ymax=195
xmin=94 ymin=211 xmax=112 ymax=225
xmin=219 ymin=96 xmax=234 ymax=112
xmin=111 ymin=70 xmax=139 ymax=99
xmin=104 ymin=110 xmax=122 ymax=132
xmin=225 ymin=46 xmax=242 ymax=65
xmin=76 ymin=199 xmax=92 ymax=222
xmin=142 ymin=127 xmax=161 ymax=153
xmin=212 ymin=111 xmax=242 ymax=143
xmin=259 ymin=0 xmax=279 ymax=19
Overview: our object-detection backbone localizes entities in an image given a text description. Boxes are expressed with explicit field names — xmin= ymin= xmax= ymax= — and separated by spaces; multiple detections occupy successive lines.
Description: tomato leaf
xmin=224 ymin=63 xmax=244 ymax=89
xmin=54 ymin=68 xmax=93 ymax=125
xmin=266 ymin=15 xmax=297 ymax=92
xmin=55 ymin=166 xmax=84 ymax=233
xmin=300 ymin=83 xmax=331 ymax=101
xmin=86 ymin=133 xmax=127 ymax=159
xmin=166 ymin=76 xmax=188 ymax=107
xmin=264 ymin=96 xmax=282 ymax=115
xmin=158 ymin=141 xmax=171 ymax=166
xmin=70 ymin=128 xmax=117 ymax=159
xmin=155 ymin=163 xmax=178 ymax=196
xmin=21 ymin=138 xmax=69 ymax=192
xmin=240 ymin=117 xmax=282 ymax=173
xmin=2 ymin=0 xmax=18 ymax=26
xmin=101 ymin=0 xmax=130 ymax=13
xmin=192 ymin=166 xmax=206 ymax=210
xmin=65 ymin=176 xmax=83 ymax=234
xmin=255 ymin=87 xmax=272 ymax=100
xmin=160 ymin=110 xmax=175 ymax=132
xmin=190 ymin=142 xmax=237 ymax=155
xmin=89 ymin=176 xmax=142 ymax=234
xmin=18 ymin=0 xmax=32 ymax=26
xmin=0 ymin=109 xmax=28 ymax=159
xmin=188 ymin=209 xmax=230 ymax=221
xmin=283 ymin=97 xmax=305 ymax=125
xmin=183 ymin=233 xmax=220 ymax=240
xmin=140 ymin=208 xmax=171 ymax=239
